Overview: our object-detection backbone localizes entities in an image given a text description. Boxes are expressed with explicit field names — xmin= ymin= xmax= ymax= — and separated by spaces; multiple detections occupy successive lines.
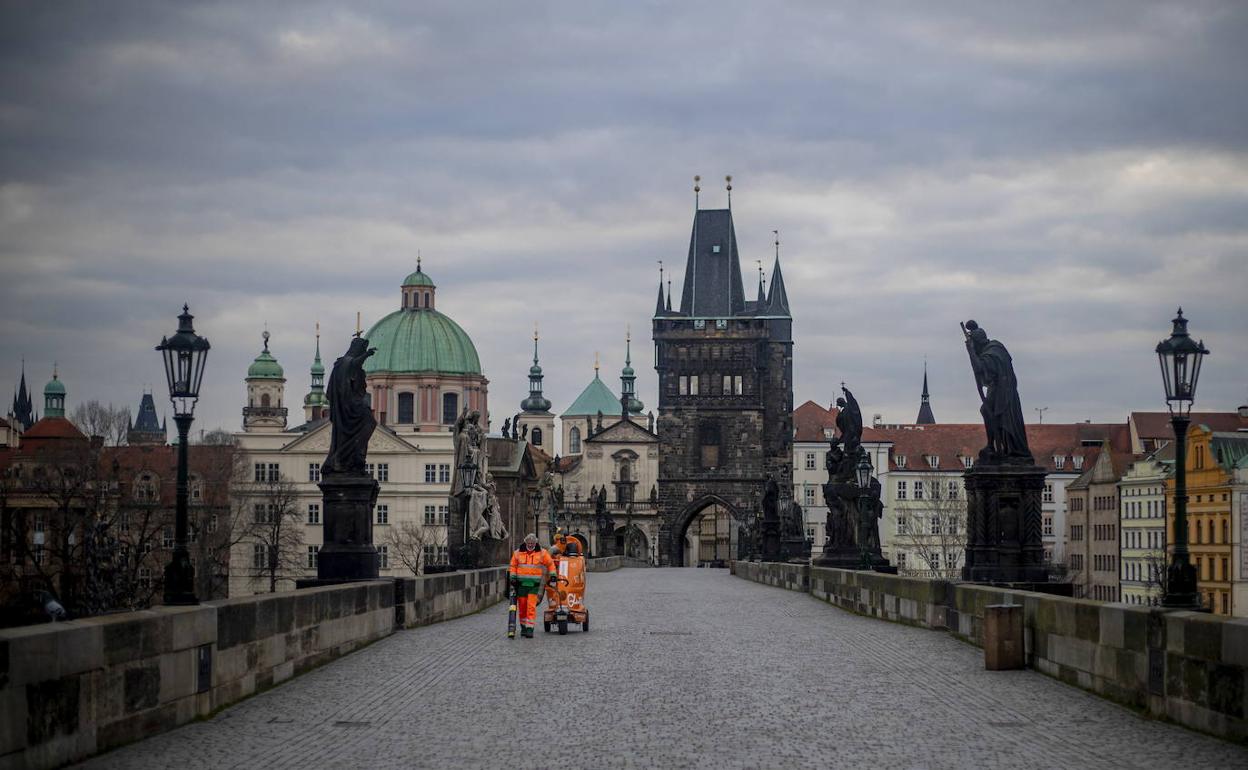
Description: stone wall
xmin=734 ymin=561 xmax=1248 ymax=743
xmin=586 ymin=556 xmax=624 ymax=572
xmin=1 ymin=568 xmax=509 ymax=770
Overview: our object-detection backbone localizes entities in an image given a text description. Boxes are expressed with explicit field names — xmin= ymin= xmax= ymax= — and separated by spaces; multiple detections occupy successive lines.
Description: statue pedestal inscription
xmin=962 ymin=464 xmax=1047 ymax=583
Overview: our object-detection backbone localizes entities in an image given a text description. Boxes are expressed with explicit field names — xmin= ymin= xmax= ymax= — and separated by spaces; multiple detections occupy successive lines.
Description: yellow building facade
xmin=1166 ymin=424 xmax=1245 ymax=616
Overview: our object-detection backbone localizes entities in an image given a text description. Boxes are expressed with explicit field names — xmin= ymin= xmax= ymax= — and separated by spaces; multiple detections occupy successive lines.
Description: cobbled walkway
xmin=82 ymin=569 xmax=1246 ymax=769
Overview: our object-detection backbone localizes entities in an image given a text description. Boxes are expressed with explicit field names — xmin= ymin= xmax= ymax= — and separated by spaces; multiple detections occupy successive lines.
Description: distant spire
xmin=666 ymin=278 xmax=672 ymax=311
xmin=915 ymin=363 xmax=936 ymax=425
xmin=621 ymin=325 xmax=643 ymax=415
xmin=764 ymin=237 xmax=791 ymax=317
xmin=726 ymin=174 xmax=733 ymax=208
xmin=655 ymin=261 xmax=667 ymax=316
xmin=521 ymin=322 xmax=551 ymax=413
xmin=694 ymin=175 xmax=701 ymax=209
xmin=756 ymin=259 xmax=766 ymax=305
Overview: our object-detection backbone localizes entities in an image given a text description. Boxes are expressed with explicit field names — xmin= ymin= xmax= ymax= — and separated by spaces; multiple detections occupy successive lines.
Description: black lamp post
xmin=855 ymin=450 xmax=874 ymax=568
xmin=156 ymin=304 xmax=210 ymax=606
xmin=529 ymin=489 xmax=542 ymax=541
xmin=1156 ymin=308 xmax=1208 ymax=610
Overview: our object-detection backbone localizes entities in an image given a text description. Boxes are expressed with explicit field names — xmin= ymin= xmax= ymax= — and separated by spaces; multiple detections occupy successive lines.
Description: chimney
xmin=873 ymin=414 xmax=883 ymax=428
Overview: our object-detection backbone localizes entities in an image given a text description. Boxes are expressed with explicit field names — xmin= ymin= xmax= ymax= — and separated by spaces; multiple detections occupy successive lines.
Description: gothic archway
xmin=669 ymin=495 xmax=744 ymax=567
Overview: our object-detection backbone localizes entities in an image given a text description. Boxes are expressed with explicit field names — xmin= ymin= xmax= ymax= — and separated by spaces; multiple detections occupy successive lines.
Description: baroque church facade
xmin=651 ymin=187 xmax=794 ymax=566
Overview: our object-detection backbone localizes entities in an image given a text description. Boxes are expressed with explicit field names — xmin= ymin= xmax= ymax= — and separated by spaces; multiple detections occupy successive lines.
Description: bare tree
xmin=188 ymin=441 xmax=252 ymax=600
xmin=384 ymin=521 xmax=442 ymax=577
xmin=245 ymin=475 xmax=304 ymax=592
xmin=892 ymin=471 xmax=968 ymax=580
xmin=69 ymin=401 xmax=132 ymax=446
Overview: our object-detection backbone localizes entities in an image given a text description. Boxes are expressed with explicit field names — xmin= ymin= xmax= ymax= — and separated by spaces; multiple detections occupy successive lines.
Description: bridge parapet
xmin=1 ymin=568 xmax=509 ymax=770
xmin=734 ymin=561 xmax=1248 ymax=743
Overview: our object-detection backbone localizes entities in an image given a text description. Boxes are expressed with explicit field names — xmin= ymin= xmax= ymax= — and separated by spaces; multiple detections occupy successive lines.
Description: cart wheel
xmin=558 ymin=619 xmax=568 ymax=635
xmin=543 ymin=621 xmax=551 ymax=633
xmin=582 ymin=616 xmax=589 ymax=633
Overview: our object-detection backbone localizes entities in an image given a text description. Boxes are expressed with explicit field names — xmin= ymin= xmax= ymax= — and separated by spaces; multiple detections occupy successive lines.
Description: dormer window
xmin=926 ymin=455 xmax=939 ymax=469
xmin=961 ymin=456 xmax=973 ymax=469
xmin=1073 ymin=455 xmax=1085 ymax=470
xmin=895 ymin=454 xmax=907 ymax=469
xmin=1053 ymin=455 xmax=1066 ymax=470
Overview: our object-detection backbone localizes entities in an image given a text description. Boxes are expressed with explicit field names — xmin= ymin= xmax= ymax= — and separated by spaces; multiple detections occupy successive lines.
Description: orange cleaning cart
xmin=544 ymin=540 xmax=589 ymax=634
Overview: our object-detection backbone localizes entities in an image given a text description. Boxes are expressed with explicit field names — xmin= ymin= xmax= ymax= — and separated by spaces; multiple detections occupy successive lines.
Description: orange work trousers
xmin=516 ymin=593 xmax=539 ymax=628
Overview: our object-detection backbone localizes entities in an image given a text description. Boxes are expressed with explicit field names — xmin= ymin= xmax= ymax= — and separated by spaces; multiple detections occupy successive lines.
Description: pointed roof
xmin=764 ymin=255 xmax=791 ymax=317
xmin=915 ymin=367 xmax=935 ymax=425
xmin=654 ymin=278 xmax=667 ymax=317
xmin=132 ymin=393 xmax=163 ymax=432
xmin=678 ymin=209 xmax=746 ymax=317
xmin=561 ymin=370 xmax=621 ymax=418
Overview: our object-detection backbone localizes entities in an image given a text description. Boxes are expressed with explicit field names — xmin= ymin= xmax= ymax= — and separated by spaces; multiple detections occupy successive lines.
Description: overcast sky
xmin=2 ymin=1 xmax=1246 ymax=439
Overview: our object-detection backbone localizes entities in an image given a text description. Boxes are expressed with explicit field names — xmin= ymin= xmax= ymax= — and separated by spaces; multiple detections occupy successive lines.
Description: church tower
xmin=516 ymin=325 xmax=555 ymax=452
xmin=128 ymin=391 xmax=167 ymax=445
xmin=915 ymin=365 xmax=936 ymax=425
xmin=243 ymin=331 xmax=288 ymax=432
xmin=620 ymin=327 xmax=644 ymax=417
xmin=43 ymin=366 xmax=66 ymax=418
xmin=652 ymin=177 xmax=794 ymax=566
xmin=303 ymin=324 xmax=329 ymax=423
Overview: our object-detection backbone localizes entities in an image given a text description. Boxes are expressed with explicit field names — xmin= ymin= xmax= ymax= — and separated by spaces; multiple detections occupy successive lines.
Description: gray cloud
xmin=2 ymin=0 xmax=1246 ymax=436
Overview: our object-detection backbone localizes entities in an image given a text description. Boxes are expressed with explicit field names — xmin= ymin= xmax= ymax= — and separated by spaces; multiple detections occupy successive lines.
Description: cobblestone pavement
xmin=82 ymin=569 xmax=1247 ymax=770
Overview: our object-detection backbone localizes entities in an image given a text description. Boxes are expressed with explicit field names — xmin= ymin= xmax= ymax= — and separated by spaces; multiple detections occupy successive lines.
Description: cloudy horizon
xmin=2 ymin=1 xmax=1246 ymax=442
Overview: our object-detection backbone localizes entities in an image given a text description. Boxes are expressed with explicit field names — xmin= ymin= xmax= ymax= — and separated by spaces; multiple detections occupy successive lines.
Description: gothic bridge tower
xmin=652 ymin=177 xmax=793 ymax=566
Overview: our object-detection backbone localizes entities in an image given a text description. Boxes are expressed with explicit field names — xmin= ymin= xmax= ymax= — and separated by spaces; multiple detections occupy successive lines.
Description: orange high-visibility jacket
xmin=509 ymin=547 xmax=556 ymax=595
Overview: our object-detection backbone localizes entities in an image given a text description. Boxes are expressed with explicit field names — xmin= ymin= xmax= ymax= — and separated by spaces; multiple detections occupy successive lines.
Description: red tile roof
xmin=794 ymin=400 xmax=839 ymax=442
xmin=1130 ymin=411 xmax=1247 ymax=439
xmin=859 ymin=422 xmax=1129 ymax=473
xmin=20 ymin=416 xmax=88 ymax=442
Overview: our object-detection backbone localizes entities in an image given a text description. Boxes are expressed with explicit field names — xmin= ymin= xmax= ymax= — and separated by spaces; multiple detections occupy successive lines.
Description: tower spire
xmin=915 ymin=362 xmax=936 ymax=425
xmin=655 ymin=260 xmax=667 ymax=316
xmin=764 ymin=234 xmax=791 ymax=317
xmin=521 ymin=322 xmax=551 ymax=413
xmin=620 ymin=324 xmax=643 ymax=416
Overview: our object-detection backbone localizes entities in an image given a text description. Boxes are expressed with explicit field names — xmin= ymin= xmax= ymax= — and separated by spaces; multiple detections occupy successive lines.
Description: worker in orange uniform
xmin=509 ymin=533 xmax=557 ymax=639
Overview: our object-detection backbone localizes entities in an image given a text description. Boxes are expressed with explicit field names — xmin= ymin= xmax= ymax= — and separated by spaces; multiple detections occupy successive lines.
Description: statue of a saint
xmin=762 ymin=474 xmax=780 ymax=523
xmin=484 ymin=479 xmax=507 ymax=540
xmin=501 ymin=417 xmax=511 ymax=437
xmin=963 ymin=320 xmax=1032 ymax=463
xmin=452 ymin=408 xmax=486 ymax=496
xmin=833 ymin=385 xmax=863 ymax=458
xmin=321 ymin=337 xmax=377 ymax=475
xmin=468 ymin=481 xmax=490 ymax=539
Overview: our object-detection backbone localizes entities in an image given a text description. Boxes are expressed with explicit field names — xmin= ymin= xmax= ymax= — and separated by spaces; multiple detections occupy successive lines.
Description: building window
xmin=804 ymin=486 xmax=815 ymax=506
xmin=926 ymin=455 xmax=939 ymax=469
xmin=679 ymin=376 xmax=689 ymax=396
xmin=365 ymin=462 xmax=374 ymax=479
xmin=308 ymin=503 xmax=320 ymax=525
xmin=438 ymin=505 xmax=448 ymax=524
xmin=733 ymin=375 xmax=743 ymax=395
xmin=254 ymin=463 xmax=266 ymax=483
xmin=1043 ymin=483 xmax=1053 ymax=503
xmin=805 ymin=453 xmax=816 ymax=470
xmin=961 ymin=456 xmax=973 ymax=469
xmin=424 ymin=505 xmax=436 ymax=525
xmin=532 ymin=427 xmax=543 ymax=446
xmin=1073 ymin=455 xmax=1084 ymax=470
xmin=896 ymin=481 xmax=908 ymax=500
xmin=438 ymin=464 xmax=451 ymax=484
xmin=699 ymin=422 xmax=720 ymax=469
xmin=138 ymin=567 xmax=152 ymax=589
xmin=913 ymin=481 xmax=925 ymax=500
xmin=163 ymin=526 xmax=175 ymax=549
xmin=897 ymin=513 xmax=910 ymax=534
xmin=377 ymin=463 xmax=389 ymax=482
xmin=307 ymin=545 xmax=319 ymax=570
xmin=897 ymin=552 xmax=907 ymax=569
xmin=378 ymin=545 xmax=389 ymax=570
xmin=569 ymin=426 xmax=582 ymax=454
xmin=930 ymin=516 xmax=942 ymax=535
xmin=376 ymin=504 xmax=389 ymax=525
xmin=895 ymin=455 xmax=907 ymax=469
xmin=425 ymin=464 xmax=437 ymax=483
xmin=689 ymin=375 xmax=700 ymax=396
xmin=1053 ymin=455 xmax=1065 ymax=470
xmin=252 ymin=543 xmax=266 ymax=570
xmin=947 ymin=481 xmax=959 ymax=500
xmin=442 ymin=393 xmax=458 ymax=425
xmin=397 ymin=392 xmax=415 ymax=424
xmin=1195 ymin=444 xmax=1205 ymax=469
xmin=309 ymin=463 xmax=321 ymax=483
xmin=1043 ymin=516 xmax=1053 ymax=536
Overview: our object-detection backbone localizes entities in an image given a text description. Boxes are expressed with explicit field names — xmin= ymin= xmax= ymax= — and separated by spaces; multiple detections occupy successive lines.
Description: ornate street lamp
xmin=458 ymin=457 xmax=478 ymax=491
xmin=156 ymin=304 xmax=210 ymax=605
xmin=1156 ymin=308 xmax=1209 ymax=610
xmin=855 ymin=450 xmax=874 ymax=568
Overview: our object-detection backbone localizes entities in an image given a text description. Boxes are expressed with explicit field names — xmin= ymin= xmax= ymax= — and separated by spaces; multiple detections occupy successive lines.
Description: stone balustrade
xmin=1 ymin=567 xmax=508 ymax=770
xmin=733 ymin=561 xmax=1248 ymax=743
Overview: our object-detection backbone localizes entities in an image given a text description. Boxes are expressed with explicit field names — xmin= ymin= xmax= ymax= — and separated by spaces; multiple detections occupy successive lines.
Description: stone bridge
xmin=6 ymin=566 xmax=1240 ymax=768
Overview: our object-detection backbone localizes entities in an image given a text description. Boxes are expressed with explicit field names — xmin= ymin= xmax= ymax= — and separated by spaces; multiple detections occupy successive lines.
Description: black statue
xmin=762 ymin=475 xmax=780 ymax=523
xmin=595 ymin=410 xmax=604 ymax=433
xmin=963 ymin=320 xmax=1031 ymax=463
xmin=833 ymin=385 xmax=863 ymax=457
xmin=586 ymin=416 xmax=594 ymax=438
xmin=321 ymin=337 xmax=376 ymax=474
xmin=511 ymin=413 xmax=521 ymax=439
xmin=501 ymin=417 xmax=511 ymax=437
xmin=521 ymin=423 xmax=529 ymax=440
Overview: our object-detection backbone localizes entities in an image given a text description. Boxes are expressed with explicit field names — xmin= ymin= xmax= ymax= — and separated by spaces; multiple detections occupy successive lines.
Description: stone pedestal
xmin=760 ymin=519 xmax=781 ymax=562
xmin=962 ymin=463 xmax=1047 ymax=583
xmin=309 ymin=471 xmax=379 ymax=584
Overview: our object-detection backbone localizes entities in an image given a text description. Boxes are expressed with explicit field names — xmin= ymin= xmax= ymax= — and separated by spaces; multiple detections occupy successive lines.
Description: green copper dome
xmin=247 ymin=332 xmax=284 ymax=379
xmin=44 ymin=374 xmax=66 ymax=396
xmin=402 ymin=269 xmax=435 ymax=288
xmin=364 ymin=309 xmax=481 ymax=376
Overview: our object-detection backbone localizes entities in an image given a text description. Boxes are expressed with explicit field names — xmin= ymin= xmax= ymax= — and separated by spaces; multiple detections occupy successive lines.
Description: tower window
xmin=569 ymin=426 xmax=582 ymax=454
xmin=532 ymin=427 xmax=543 ymax=446
xmin=712 ymin=244 xmax=721 ymax=253
xmin=261 ymin=393 xmax=271 ymax=407
xmin=442 ymin=393 xmax=458 ymax=424
xmin=699 ymin=422 xmax=721 ymax=469
xmin=397 ymin=392 xmax=415 ymax=424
